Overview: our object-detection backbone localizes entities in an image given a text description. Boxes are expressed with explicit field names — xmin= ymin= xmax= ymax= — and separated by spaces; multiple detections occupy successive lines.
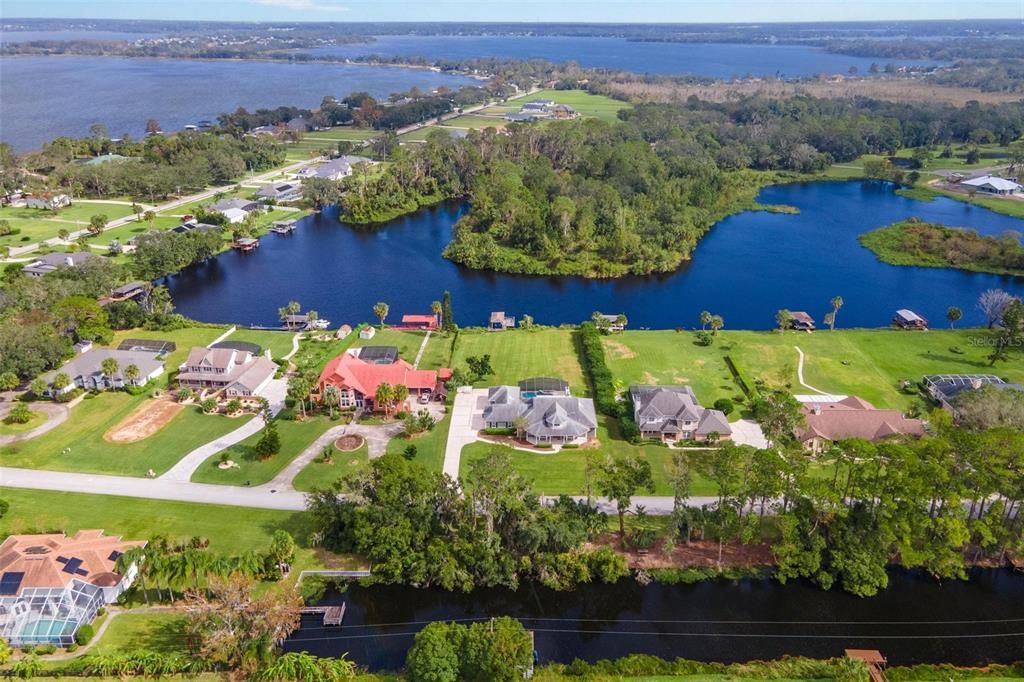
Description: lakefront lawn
xmin=451 ymin=328 xmax=588 ymax=395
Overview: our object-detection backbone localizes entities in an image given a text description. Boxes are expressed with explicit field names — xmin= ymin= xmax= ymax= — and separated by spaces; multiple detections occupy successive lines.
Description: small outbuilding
xmin=893 ymin=309 xmax=928 ymax=330
xmin=489 ymin=311 xmax=516 ymax=331
xmin=960 ymin=175 xmax=1022 ymax=195
xmin=790 ymin=311 xmax=816 ymax=332
xmin=359 ymin=326 xmax=377 ymax=340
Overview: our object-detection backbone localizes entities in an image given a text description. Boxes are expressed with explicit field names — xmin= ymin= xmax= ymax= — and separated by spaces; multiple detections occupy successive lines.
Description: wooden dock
xmin=300 ymin=603 xmax=347 ymax=626
xmin=270 ymin=219 xmax=298 ymax=234
xmin=845 ymin=649 xmax=887 ymax=682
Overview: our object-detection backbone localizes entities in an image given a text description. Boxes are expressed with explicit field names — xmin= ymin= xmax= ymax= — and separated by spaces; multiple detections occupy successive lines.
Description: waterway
xmin=168 ymin=180 xmax=1024 ymax=330
xmin=307 ymin=35 xmax=944 ymax=78
xmin=0 ymin=56 xmax=475 ymax=152
xmin=284 ymin=569 xmax=1024 ymax=670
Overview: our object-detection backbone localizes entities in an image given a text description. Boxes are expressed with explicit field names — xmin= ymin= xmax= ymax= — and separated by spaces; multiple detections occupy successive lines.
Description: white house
xmin=42 ymin=348 xmax=164 ymax=395
xmin=960 ymin=175 xmax=1022 ymax=195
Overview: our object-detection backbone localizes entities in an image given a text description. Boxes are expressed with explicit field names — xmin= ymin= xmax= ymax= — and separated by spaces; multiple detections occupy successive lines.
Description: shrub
xmin=561 ymin=443 xmax=580 ymax=449
xmin=577 ymin=322 xmax=621 ymax=418
xmin=200 ymin=397 xmax=218 ymax=414
xmin=535 ymin=443 xmax=553 ymax=449
xmin=4 ymin=402 xmax=33 ymax=424
xmin=713 ymin=398 xmax=734 ymax=415
xmin=33 ymin=644 xmax=56 ymax=655
xmin=482 ymin=427 xmax=515 ymax=436
xmin=75 ymin=623 xmax=95 ymax=645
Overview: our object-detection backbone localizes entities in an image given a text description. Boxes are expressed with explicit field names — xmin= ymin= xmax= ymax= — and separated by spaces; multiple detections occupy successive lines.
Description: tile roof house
xmin=483 ymin=385 xmax=597 ymax=445
xmin=42 ymin=348 xmax=165 ymax=395
xmin=397 ymin=314 xmax=439 ymax=331
xmin=316 ymin=347 xmax=445 ymax=411
xmin=177 ymin=346 xmax=278 ymax=397
xmin=629 ymin=385 xmax=732 ymax=442
xmin=22 ymin=252 xmax=97 ymax=278
xmin=795 ymin=396 xmax=925 ymax=453
xmin=0 ymin=530 xmax=145 ymax=646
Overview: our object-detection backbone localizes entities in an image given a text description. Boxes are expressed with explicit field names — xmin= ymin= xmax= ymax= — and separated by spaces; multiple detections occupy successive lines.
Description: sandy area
xmin=104 ymin=399 xmax=185 ymax=443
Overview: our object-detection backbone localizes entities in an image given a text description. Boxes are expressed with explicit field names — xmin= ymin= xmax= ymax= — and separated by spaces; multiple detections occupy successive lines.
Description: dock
xmin=232 ymin=237 xmax=260 ymax=252
xmin=845 ymin=649 xmax=887 ymax=682
xmin=270 ymin=219 xmax=298 ymax=234
xmin=300 ymin=603 xmax=347 ymax=626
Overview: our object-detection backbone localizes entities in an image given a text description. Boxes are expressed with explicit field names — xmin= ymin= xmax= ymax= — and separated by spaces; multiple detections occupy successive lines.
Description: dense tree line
xmin=306 ymin=450 xmax=627 ymax=592
xmin=132 ymin=228 xmax=225 ymax=281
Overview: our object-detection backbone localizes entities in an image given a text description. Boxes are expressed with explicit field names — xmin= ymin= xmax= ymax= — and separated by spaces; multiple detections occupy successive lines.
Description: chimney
xmin=812 ymin=405 xmax=822 ymax=415
xmin=65 ymin=256 xmax=74 ymax=267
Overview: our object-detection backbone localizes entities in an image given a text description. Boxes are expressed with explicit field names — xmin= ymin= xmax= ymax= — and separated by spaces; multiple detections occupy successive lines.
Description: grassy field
xmin=293 ymin=441 xmax=368 ymax=492
xmin=0 ymin=409 xmax=46 ymax=435
xmin=226 ymin=328 xmax=298 ymax=358
xmin=351 ymin=328 xmax=435 ymax=367
xmin=451 ymin=328 xmax=588 ymax=395
xmin=439 ymin=114 xmax=508 ymax=129
xmin=386 ymin=409 xmax=452 ymax=472
xmin=527 ymin=89 xmax=632 ymax=123
xmin=92 ymin=611 xmax=188 ymax=655
xmin=110 ymin=326 xmax=226 ymax=371
xmin=290 ymin=334 xmax=358 ymax=373
xmin=0 ymin=487 xmax=312 ymax=556
xmin=602 ymin=328 xmax=1024 ymax=411
xmin=0 ymin=202 xmax=136 ymax=248
xmin=191 ymin=415 xmax=337 ymax=486
xmin=1 ymin=392 xmax=254 ymax=476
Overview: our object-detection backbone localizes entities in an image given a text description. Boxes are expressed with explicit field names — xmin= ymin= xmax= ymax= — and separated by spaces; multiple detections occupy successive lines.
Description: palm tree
xmin=392 ymin=384 xmax=409 ymax=414
xmin=710 ymin=315 xmax=724 ymax=335
xmin=58 ymin=228 xmax=70 ymax=242
xmin=431 ymin=300 xmax=442 ymax=327
xmin=947 ymin=306 xmax=963 ymax=329
xmin=322 ymin=385 xmax=341 ymax=418
xmin=373 ymin=301 xmax=389 ymax=328
xmin=100 ymin=357 xmax=120 ymax=387
xmin=829 ymin=296 xmax=843 ymax=331
xmin=116 ymin=546 xmax=150 ymax=605
xmin=375 ymin=382 xmax=394 ymax=417
xmin=278 ymin=300 xmax=301 ymax=329
xmin=123 ymin=364 xmax=140 ymax=385
xmin=699 ymin=310 xmax=712 ymax=331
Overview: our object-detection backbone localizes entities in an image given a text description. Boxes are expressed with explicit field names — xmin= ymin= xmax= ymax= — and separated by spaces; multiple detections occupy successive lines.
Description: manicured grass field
xmin=351 ymin=328 xmax=443 ymax=367
xmin=438 ymin=114 xmax=508 ymax=129
xmin=191 ymin=415 xmax=337 ymax=486
xmin=603 ymin=328 xmax=1024 ymax=411
xmin=110 ymin=327 xmax=226 ymax=370
xmin=0 ymin=487 xmax=312 ymax=556
xmin=0 ymin=202 xmax=136 ymax=247
xmin=1 ymin=392 xmax=254 ymax=476
xmin=226 ymin=328 xmax=298 ymax=359
xmin=451 ymin=328 xmax=588 ymax=394
xmin=385 ymin=409 xmax=452 ymax=473
xmin=92 ymin=612 xmax=189 ymax=656
xmin=527 ymin=89 xmax=632 ymax=123
xmin=293 ymin=441 xmax=369 ymax=492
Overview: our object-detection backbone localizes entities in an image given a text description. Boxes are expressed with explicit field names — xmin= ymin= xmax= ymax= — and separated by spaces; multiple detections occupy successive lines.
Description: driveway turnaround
xmin=443 ymin=388 xmax=488 ymax=480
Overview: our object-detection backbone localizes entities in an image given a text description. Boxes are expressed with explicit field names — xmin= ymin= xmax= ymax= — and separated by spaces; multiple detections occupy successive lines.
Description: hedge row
xmin=576 ymin=322 xmax=621 ymax=418
xmin=555 ymin=654 xmax=868 ymax=680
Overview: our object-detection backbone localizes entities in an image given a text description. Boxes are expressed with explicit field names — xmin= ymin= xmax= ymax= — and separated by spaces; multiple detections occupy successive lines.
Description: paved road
xmin=443 ymin=388 xmax=487 ymax=480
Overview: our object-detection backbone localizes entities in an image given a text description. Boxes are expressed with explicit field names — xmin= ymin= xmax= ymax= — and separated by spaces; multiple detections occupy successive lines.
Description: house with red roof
xmin=794 ymin=396 xmax=924 ymax=453
xmin=316 ymin=346 xmax=446 ymax=411
xmin=395 ymin=314 xmax=439 ymax=331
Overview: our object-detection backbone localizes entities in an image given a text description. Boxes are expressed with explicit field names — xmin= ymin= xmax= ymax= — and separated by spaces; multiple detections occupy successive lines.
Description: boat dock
xmin=270 ymin=219 xmax=298 ymax=234
xmin=232 ymin=237 xmax=260 ymax=252
xmin=845 ymin=649 xmax=887 ymax=682
xmin=300 ymin=603 xmax=347 ymax=626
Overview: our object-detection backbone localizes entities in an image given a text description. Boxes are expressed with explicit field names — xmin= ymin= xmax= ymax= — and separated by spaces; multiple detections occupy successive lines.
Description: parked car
xmin=418 ymin=392 xmax=431 ymax=404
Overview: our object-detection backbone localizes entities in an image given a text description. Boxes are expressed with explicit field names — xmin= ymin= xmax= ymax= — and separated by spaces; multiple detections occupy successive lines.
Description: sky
xmin=2 ymin=0 xmax=1022 ymax=24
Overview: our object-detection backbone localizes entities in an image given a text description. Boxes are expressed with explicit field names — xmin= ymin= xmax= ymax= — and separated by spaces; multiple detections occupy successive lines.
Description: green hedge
xmin=74 ymin=624 xmax=94 ymax=646
xmin=576 ymin=322 xmax=621 ymax=418
xmin=557 ymin=654 xmax=867 ymax=679
xmin=724 ymin=355 xmax=759 ymax=399
xmin=482 ymin=427 xmax=515 ymax=436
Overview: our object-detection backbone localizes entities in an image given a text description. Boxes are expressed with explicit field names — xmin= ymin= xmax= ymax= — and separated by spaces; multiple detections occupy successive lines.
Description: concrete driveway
xmin=730 ymin=419 xmax=768 ymax=449
xmin=442 ymin=388 xmax=487 ymax=480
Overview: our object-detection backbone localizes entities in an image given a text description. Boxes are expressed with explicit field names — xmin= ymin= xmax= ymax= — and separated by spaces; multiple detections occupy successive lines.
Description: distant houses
xmin=255 ymin=181 xmax=302 ymax=202
xmin=208 ymin=198 xmax=261 ymax=224
xmin=505 ymin=99 xmax=578 ymax=123
xmin=789 ymin=311 xmax=816 ymax=332
xmin=593 ymin=312 xmax=627 ymax=333
xmin=959 ymin=175 xmax=1022 ymax=195
xmin=629 ymin=385 xmax=732 ymax=443
xmin=24 ymin=192 xmax=72 ymax=210
xmin=22 ymin=252 xmax=97 ymax=278
xmin=296 ymin=155 xmax=371 ymax=181
xmin=794 ymin=395 xmax=924 ymax=453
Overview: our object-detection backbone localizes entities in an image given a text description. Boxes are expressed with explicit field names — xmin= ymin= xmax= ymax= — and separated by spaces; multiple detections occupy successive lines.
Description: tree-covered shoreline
xmin=859 ymin=219 xmax=1024 ymax=276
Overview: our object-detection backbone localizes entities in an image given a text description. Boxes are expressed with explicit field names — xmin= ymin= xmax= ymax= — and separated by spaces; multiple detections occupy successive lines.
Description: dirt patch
xmin=641 ymin=371 xmax=659 ymax=385
xmin=334 ymin=434 xmax=365 ymax=452
xmin=104 ymin=399 xmax=185 ymax=443
xmin=603 ymin=339 xmax=636 ymax=360
xmin=590 ymin=534 xmax=775 ymax=570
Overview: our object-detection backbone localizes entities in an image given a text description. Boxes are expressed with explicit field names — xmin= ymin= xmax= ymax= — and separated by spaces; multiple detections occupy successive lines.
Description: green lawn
xmin=385 ymin=410 xmax=451 ymax=473
xmin=109 ymin=326 xmax=226 ymax=371
xmin=293 ymin=441 xmax=369 ymax=492
xmin=0 ymin=487 xmax=312 ymax=556
xmin=226 ymin=328 xmax=298 ymax=359
xmin=191 ymin=415 xmax=337 ymax=486
xmin=1 ymin=391 xmax=254 ymax=476
xmin=92 ymin=611 xmax=189 ymax=656
xmin=438 ymin=114 xmax=508 ymax=129
xmin=352 ymin=328 xmax=436 ymax=367
xmin=451 ymin=328 xmax=588 ymax=394
xmin=603 ymin=329 xmax=1024 ymax=411
xmin=291 ymin=332 xmax=362 ymax=373
xmin=0 ymin=409 xmax=46 ymax=435
xmin=527 ymin=89 xmax=632 ymax=123
xmin=0 ymin=202 xmax=136 ymax=247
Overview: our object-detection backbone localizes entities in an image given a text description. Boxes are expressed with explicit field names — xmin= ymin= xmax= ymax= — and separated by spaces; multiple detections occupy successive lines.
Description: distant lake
xmin=0 ymin=56 xmax=474 ymax=152
xmin=308 ymin=35 xmax=945 ymax=78
xmin=0 ymin=30 xmax=162 ymax=43
xmin=168 ymin=180 xmax=1024 ymax=331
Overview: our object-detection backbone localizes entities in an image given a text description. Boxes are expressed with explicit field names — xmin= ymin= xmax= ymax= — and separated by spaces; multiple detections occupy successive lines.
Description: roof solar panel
xmin=108 ymin=550 xmax=123 ymax=562
xmin=55 ymin=555 xmax=69 ymax=564
xmin=61 ymin=557 xmax=83 ymax=575
xmin=0 ymin=572 xmax=24 ymax=596
xmin=74 ymin=568 xmax=89 ymax=576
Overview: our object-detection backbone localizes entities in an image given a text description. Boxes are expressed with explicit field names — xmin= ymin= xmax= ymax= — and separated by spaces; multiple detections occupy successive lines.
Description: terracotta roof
xmin=796 ymin=397 xmax=924 ymax=444
xmin=0 ymin=530 xmax=145 ymax=596
xmin=319 ymin=350 xmax=441 ymax=397
xmin=400 ymin=315 xmax=437 ymax=324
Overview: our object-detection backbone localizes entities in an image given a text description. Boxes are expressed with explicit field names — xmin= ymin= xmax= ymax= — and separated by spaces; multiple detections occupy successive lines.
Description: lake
xmin=167 ymin=180 xmax=1024 ymax=331
xmin=308 ymin=34 xmax=944 ymax=78
xmin=284 ymin=569 xmax=1024 ymax=670
xmin=0 ymin=56 xmax=474 ymax=152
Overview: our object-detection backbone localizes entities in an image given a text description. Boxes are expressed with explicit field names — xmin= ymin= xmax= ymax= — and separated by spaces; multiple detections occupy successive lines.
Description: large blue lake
xmin=168 ymin=180 xmax=1024 ymax=331
xmin=309 ymin=34 xmax=943 ymax=78
xmin=0 ymin=56 xmax=474 ymax=152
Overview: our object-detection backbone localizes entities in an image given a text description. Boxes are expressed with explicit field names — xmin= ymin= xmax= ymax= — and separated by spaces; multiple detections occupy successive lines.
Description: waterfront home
xmin=960 ymin=175 xmax=1022 ymax=195
xmin=893 ymin=309 xmax=928 ymax=330
xmin=522 ymin=99 xmax=556 ymax=111
xmin=286 ymin=117 xmax=313 ymax=133
xmin=209 ymin=198 xmax=260 ymax=213
xmin=397 ymin=314 xmax=439 ymax=331
xmin=270 ymin=219 xmax=297 ymax=234
xmin=106 ymin=281 xmax=148 ymax=302
xmin=25 ymin=192 xmax=71 ymax=210
xmin=255 ymin=181 xmax=302 ymax=202
xmin=177 ymin=345 xmax=277 ymax=398
xmin=489 ymin=311 xmax=516 ymax=331
xmin=316 ymin=347 xmax=445 ymax=411
xmin=594 ymin=313 xmax=627 ymax=332
xmin=629 ymin=385 xmax=732 ymax=443
xmin=42 ymin=348 xmax=165 ymax=395
xmin=21 ymin=252 xmax=97 ymax=278
xmin=551 ymin=104 xmax=579 ymax=119
xmin=923 ymin=374 xmax=1024 ymax=414
xmin=790 ymin=311 xmax=816 ymax=331
xmin=483 ymin=384 xmax=597 ymax=445
xmin=794 ymin=395 xmax=924 ymax=453
xmin=296 ymin=155 xmax=371 ymax=181
xmin=172 ymin=220 xmax=221 ymax=235
xmin=0 ymin=531 xmax=145 ymax=647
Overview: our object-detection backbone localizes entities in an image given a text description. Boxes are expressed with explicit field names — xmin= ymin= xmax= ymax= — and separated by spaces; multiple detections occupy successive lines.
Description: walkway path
xmin=412 ymin=330 xmax=432 ymax=369
xmin=443 ymin=388 xmax=487 ymax=480
xmin=159 ymin=377 xmax=288 ymax=482
xmin=0 ymin=400 xmax=70 ymax=445
xmin=283 ymin=332 xmax=303 ymax=360
xmin=794 ymin=346 xmax=829 ymax=395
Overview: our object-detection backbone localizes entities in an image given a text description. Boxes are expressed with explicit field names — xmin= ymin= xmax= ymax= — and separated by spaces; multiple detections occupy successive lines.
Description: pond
xmin=284 ymin=569 xmax=1024 ymax=670
xmin=168 ymin=180 xmax=1024 ymax=330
